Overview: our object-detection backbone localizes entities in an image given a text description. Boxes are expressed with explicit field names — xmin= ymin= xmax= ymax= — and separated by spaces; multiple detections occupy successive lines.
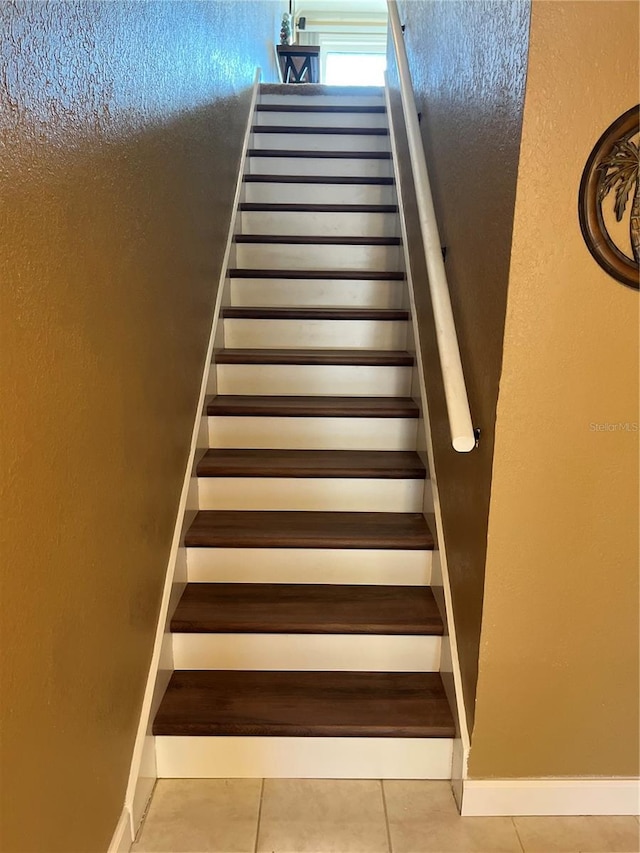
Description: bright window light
xmin=324 ymin=52 xmax=387 ymax=86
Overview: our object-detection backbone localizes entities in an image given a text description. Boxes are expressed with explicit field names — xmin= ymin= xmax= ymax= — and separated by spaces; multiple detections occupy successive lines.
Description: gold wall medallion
xmin=579 ymin=105 xmax=639 ymax=291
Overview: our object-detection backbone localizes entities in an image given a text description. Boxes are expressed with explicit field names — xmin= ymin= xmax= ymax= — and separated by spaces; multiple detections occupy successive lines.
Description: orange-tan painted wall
xmin=0 ymin=3 xmax=277 ymax=850
xmin=470 ymin=0 xmax=639 ymax=778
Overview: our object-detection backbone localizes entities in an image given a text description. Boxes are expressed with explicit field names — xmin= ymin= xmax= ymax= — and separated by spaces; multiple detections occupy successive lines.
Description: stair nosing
xmin=196 ymin=449 xmax=426 ymax=480
xmin=252 ymin=125 xmax=389 ymax=136
xmin=221 ymin=307 xmax=408 ymax=321
xmin=171 ymin=583 xmax=442 ymax=636
xmin=228 ymin=269 xmax=405 ymax=281
xmin=243 ymin=175 xmax=395 ymax=185
xmin=247 ymin=149 xmax=392 ymax=159
xmin=206 ymin=395 xmax=420 ymax=419
xmin=214 ymin=348 xmax=414 ymax=366
xmin=234 ymin=235 xmax=401 ymax=246
xmin=256 ymin=105 xmax=387 ymax=114
xmin=238 ymin=203 xmax=398 ymax=213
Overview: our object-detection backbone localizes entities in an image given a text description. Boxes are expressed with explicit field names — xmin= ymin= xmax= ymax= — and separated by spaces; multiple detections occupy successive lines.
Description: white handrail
xmin=387 ymin=0 xmax=476 ymax=453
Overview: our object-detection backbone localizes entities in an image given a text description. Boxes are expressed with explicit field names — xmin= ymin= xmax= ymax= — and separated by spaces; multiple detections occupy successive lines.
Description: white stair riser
xmin=252 ymin=132 xmax=389 ymax=152
xmin=172 ymin=634 xmax=441 ymax=672
xmin=248 ymin=156 xmax=393 ymax=178
xmin=208 ymin=416 xmax=418 ymax=450
xmin=235 ymin=243 xmax=401 ymax=270
xmin=243 ymin=182 xmax=396 ymax=206
xmin=255 ymin=111 xmax=388 ymax=128
xmin=240 ymin=211 xmax=398 ymax=238
xmin=215 ymin=364 xmax=412 ymax=397
xmin=187 ymin=547 xmax=432 ymax=585
xmin=229 ymin=277 xmax=404 ymax=308
xmin=223 ymin=318 xmax=408 ymax=350
xmin=197 ymin=476 xmax=425 ymax=512
xmin=155 ymin=736 xmax=453 ymax=779
xmin=260 ymin=95 xmax=385 ymax=107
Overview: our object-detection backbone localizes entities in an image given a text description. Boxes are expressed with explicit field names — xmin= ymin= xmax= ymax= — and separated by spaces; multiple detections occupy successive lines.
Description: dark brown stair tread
xmin=215 ymin=349 xmax=414 ymax=366
xmin=228 ymin=269 xmax=405 ymax=280
xmin=221 ymin=307 xmax=408 ymax=320
xmin=153 ymin=670 xmax=454 ymax=737
xmin=239 ymin=202 xmax=397 ymax=213
xmin=247 ymin=149 xmax=392 ymax=159
xmin=253 ymin=125 xmax=388 ymax=135
xmin=206 ymin=396 xmax=419 ymax=418
xmin=256 ymin=104 xmax=386 ymax=114
xmin=171 ymin=584 xmax=442 ymax=635
xmin=196 ymin=449 xmax=426 ymax=479
xmin=185 ymin=511 xmax=433 ymax=550
xmin=234 ymin=235 xmax=401 ymax=246
xmin=244 ymin=175 xmax=395 ymax=185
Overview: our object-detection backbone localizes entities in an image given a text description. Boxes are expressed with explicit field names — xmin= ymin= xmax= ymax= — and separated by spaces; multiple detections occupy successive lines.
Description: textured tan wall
xmin=0 ymin=3 xmax=277 ymax=850
xmin=470 ymin=0 xmax=639 ymax=778
xmin=390 ymin=0 xmax=531 ymax=728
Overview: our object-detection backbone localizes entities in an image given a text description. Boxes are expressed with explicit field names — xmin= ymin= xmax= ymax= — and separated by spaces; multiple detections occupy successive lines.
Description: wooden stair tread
xmin=153 ymin=670 xmax=455 ymax=737
xmin=196 ymin=449 xmax=426 ymax=479
xmin=171 ymin=583 xmax=442 ymax=635
xmin=256 ymin=104 xmax=386 ymax=114
xmin=244 ymin=175 xmax=395 ymax=185
xmin=185 ymin=511 xmax=433 ymax=550
xmin=247 ymin=149 xmax=392 ymax=159
xmin=215 ymin=348 xmax=414 ymax=366
xmin=221 ymin=307 xmax=408 ymax=321
xmin=206 ymin=395 xmax=419 ymax=418
xmin=253 ymin=125 xmax=389 ymax=136
xmin=234 ymin=235 xmax=401 ymax=246
xmin=228 ymin=269 xmax=405 ymax=281
xmin=239 ymin=202 xmax=398 ymax=213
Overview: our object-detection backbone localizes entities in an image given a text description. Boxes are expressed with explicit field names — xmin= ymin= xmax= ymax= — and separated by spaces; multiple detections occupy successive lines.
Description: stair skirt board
xmin=239 ymin=211 xmax=399 ymax=238
xmin=214 ymin=364 xmax=412 ymax=396
xmin=229 ymin=277 xmax=404 ymax=308
xmin=247 ymin=156 xmax=394 ymax=178
xmin=208 ymin=416 xmax=418 ymax=450
xmin=172 ymin=633 xmax=441 ymax=671
xmin=222 ymin=318 xmax=408 ymax=350
xmin=186 ymin=547 xmax=433 ymax=585
xmin=255 ymin=111 xmax=389 ymax=128
xmin=197 ymin=476 xmax=427 ymax=513
xmin=243 ymin=181 xmax=397 ymax=206
xmin=234 ymin=242 xmax=401 ymax=270
xmin=156 ymin=736 xmax=453 ymax=779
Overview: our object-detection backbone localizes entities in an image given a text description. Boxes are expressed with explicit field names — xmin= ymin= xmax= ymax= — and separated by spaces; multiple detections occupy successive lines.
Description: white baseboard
xmin=108 ymin=807 xmax=133 ymax=853
xmin=461 ymin=778 xmax=640 ymax=816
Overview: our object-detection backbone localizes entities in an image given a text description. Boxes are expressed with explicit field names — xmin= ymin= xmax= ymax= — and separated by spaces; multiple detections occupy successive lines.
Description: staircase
xmin=153 ymin=84 xmax=456 ymax=779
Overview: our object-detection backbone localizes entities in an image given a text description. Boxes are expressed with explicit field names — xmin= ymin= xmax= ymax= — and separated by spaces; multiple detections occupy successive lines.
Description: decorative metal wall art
xmin=579 ymin=105 xmax=639 ymax=290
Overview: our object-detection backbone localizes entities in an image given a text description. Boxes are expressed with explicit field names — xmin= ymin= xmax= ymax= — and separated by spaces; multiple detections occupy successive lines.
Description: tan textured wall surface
xmin=470 ymin=0 xmax=639 ymax=778
xmin=0 ymin=3 xmax=277 ymax=850
xmin=391 ymin=0 xmax=531 ymax=728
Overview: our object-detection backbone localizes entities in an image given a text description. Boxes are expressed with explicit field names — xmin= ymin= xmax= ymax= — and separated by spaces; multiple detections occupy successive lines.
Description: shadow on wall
xmin=388 ymin=0 xmax=532 ymax=732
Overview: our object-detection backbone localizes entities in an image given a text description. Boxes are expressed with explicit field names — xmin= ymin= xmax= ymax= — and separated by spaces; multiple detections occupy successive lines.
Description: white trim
xmin=156 ymin=736 xmax=453 ymax=779
xmin=107 ymin=808 xmax=133 ymax=853
xmin=384 ymin=81 xmax=470 ymax=784
xmin=461 ymin=779 xmax=640 ymax=816
xmin=122 ymin=68 xmax=262 ymax=839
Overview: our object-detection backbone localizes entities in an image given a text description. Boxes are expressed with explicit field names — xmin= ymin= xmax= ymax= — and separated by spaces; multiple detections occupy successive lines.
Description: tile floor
xmin=131 ymin=779 xmax=640 ymax=853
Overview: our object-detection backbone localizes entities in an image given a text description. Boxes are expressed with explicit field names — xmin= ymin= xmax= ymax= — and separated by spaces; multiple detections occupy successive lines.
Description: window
xmin=324 ymin=52 xmax=387 ymax=86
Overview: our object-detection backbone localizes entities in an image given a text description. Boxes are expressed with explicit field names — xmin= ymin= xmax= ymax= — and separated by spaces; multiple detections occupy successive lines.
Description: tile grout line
xmin=511 ymin=816 xmax=526 ymax=853
xmin=254 ymin=778 xmax=266 ymax=853
xmin=380 ymin=779 xmax=394 ymax=853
